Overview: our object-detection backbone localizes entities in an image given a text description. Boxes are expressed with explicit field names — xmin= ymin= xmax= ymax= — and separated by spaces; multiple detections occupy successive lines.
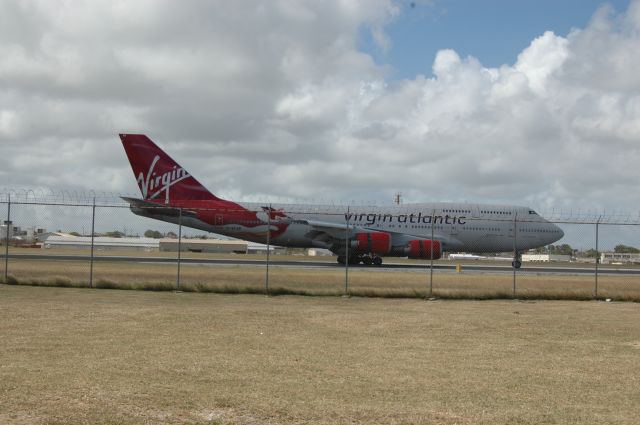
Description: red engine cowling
xmin=354 ymin=232 xmax=391 ymax=255
xmin=407 ymin=240 xmax=442 ymax=259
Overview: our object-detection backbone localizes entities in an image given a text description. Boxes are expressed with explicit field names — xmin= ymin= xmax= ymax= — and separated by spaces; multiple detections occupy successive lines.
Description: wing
xmin=298 ymin=219 xmax=451 ymax=251
xmin=121 ymin=197 xmax=198 ymax=218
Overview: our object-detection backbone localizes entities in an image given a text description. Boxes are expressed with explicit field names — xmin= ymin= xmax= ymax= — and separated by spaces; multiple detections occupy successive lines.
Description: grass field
xmin=2 ymin=255 xmax=640 ymax=301
xmin=1 ymin=285 xmax=639 ymax=424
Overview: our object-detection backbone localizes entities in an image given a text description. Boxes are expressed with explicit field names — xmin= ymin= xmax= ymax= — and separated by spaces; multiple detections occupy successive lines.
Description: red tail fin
xmin=119 ymin=134 xmax=219 ymax=202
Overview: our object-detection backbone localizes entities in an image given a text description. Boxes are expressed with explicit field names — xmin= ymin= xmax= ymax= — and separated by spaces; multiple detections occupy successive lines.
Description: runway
xmin=3 ymin=253 xmax=640 ymax=276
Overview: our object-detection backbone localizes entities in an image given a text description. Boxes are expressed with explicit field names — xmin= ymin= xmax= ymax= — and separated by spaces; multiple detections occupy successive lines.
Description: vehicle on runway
xmin=119 ymin=134 xmax=564 ymax=267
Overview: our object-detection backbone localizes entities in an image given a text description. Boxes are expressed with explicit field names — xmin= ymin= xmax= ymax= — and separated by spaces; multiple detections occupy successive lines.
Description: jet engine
xmin=406 ymin=239 xmax=442 ymax=259
xmin=353 ymin=232 xmax=392 ymax=255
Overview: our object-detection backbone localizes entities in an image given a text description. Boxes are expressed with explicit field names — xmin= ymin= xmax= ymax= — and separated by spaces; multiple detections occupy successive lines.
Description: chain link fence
xmin=1 ymin=192 xmax=639 ymax=301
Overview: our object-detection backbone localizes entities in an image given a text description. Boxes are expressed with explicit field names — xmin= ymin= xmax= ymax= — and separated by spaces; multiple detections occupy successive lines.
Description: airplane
xmin=119 ymin=134 xmax=564 ymax=268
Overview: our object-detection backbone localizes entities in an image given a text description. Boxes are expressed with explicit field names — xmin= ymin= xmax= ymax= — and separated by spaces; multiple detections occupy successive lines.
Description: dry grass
xmin=1 ymin=285 xmax=639 ymax=424
xmin=2 ymin=257 xmax=640 ymax=301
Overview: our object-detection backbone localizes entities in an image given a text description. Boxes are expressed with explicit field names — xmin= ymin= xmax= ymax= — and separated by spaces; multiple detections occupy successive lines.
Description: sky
xmin=1 ymin=0 xmax=639 ymax=228
xmin=362 ymin=0 xmax=632 ymax=79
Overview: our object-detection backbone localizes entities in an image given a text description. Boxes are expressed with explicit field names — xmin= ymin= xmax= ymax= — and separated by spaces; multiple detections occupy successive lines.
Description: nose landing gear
xmin=512 ymin=252 xmax=522 ymax=269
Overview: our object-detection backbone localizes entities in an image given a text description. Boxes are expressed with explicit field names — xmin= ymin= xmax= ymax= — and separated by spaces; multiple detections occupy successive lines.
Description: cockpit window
xmin=529 ymin=210 xmax=537 ymax=215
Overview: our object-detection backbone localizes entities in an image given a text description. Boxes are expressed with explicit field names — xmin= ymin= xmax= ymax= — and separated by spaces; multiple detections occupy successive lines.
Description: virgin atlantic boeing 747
xmin=119 ymin=134 xmax=564 ymax=268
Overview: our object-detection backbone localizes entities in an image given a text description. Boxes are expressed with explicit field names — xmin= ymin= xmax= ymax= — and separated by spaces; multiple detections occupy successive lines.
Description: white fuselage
xmin=143 ymin=201 xmax=564 ymax=255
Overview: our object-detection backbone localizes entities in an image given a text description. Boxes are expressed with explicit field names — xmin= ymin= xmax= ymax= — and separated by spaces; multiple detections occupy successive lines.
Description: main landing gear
xmin=337 ymin=254 xmax=383 ymax=266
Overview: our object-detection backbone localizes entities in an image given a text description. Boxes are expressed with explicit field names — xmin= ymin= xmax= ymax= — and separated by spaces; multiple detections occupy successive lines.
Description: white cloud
xmin=0 ymin=0 xmax=639 ymax=218
xmin=514 ymin=31 xmax=569 ymax=95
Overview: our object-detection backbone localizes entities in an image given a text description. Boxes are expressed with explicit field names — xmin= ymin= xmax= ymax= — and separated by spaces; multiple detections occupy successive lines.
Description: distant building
xmin=522 ymin=253 xmax=571 ymax=262
xmin=573 ymin=256 xmax=596 ymax=264
xmin=246 ymin=242 xmax=280 ymax=254
xmin=43 ymin=235 xmax=159 ymax=251
xmin=447 ymin=253 xmax=513 ymax=261
xmin=448 ymin=253 xmax=483 ymax=260
xmin=39 ymin=234 xmax=280 ymax=255
xmin=2 ymin=223 xmax=48 ymax=245
xmin=159 ymin=238 xmax=247 ymax=253
xmin=600 ymin=252 xmax=640 ymax=264
xmin=0 ymin=222 xmax=19 ymax=241
xmin=33 ymin=228 xmax=49 ymax=243
xmin=307 ymin=248 xmax=333 ymax=256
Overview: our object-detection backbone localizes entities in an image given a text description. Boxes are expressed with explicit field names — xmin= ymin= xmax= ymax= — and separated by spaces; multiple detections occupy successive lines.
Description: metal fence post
xmin=512 ymin=212 xmax=518 ymax=299
xmin=428 ymin=209 xmax=435 ymax=298
xmin=176 ymin=208 xmax=182 ymax=291
xmin=265 ymin=204 xmax=271 ymax=295
xmin=345 ymin=206 xmax=350 ymax=296
xmin=89 ymin=197 xmax=96 ymax=288
xmin=595 ymin=216 xmax=601 ymax=299
xmin=4 ymin=194 xmax=10 ymax=283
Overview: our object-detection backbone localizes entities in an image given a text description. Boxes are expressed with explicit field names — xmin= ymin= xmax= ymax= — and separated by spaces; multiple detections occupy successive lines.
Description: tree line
xmin=537 ymin=244 xmax=639 ymax=257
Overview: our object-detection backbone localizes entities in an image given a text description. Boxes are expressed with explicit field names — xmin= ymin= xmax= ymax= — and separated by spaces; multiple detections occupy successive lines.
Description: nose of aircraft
xmin=553 ymin=223 xmax=564 ymax=242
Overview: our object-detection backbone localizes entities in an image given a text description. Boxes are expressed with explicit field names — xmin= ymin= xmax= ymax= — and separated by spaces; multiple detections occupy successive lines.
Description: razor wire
xmin=0 ymin=188 xmax=134 ymax=206
xmin=1 ymin=187 xmax=640 ymax=224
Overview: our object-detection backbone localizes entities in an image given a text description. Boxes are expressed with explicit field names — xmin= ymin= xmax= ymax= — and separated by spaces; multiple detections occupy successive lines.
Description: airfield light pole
xmin=512 ymin=212 xmax=518 ymax=298
xmin=89 ymin=197 xmax=96 ymax=288
xmin=344 ymin=206 xmax=350 ymax=296
xmin=176 ymin=208 xmax=183 ymax=292
xmin=4 ymin=194 xmax=10 ymax=283
xmin=595 ymin=215 xmax=602 ymax=298
xmin=265 ymin=204 xmax=271 ymax=295
xmin=428 ymin=209 xmax=435 ymax=298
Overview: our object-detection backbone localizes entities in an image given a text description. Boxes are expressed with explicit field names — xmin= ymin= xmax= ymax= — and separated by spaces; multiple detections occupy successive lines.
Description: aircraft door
xmin=508 ymin=216 xmax=517 ymax=238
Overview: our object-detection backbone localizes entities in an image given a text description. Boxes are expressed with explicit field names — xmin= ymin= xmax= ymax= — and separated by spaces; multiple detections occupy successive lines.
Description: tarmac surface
xmin=3 ymin=253 xmax=640 ymax=276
